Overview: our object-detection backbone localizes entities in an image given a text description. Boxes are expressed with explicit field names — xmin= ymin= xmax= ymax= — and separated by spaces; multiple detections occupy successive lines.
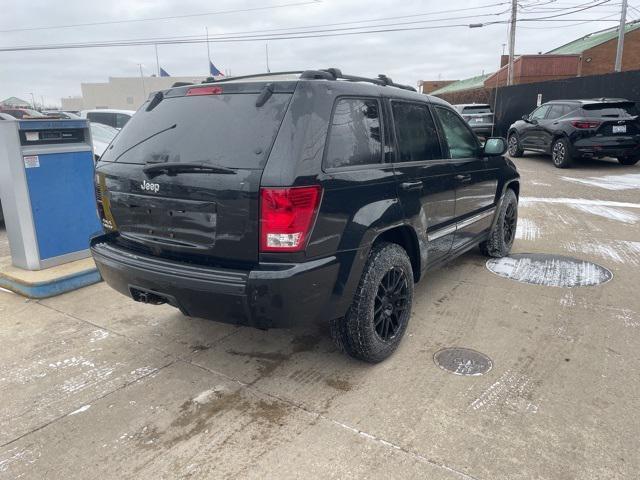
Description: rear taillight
xmin=260 ymin=186 xmax=322 ymax=252
xmin=571 ymin=120 xmax=601 ymax=129
xmin=186 ymin=86 xmax=223 ymax=96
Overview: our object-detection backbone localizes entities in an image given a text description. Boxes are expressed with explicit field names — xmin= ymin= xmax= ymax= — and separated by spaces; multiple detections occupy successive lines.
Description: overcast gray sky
xmin=0 ymin=0 xmax=634 ymax=107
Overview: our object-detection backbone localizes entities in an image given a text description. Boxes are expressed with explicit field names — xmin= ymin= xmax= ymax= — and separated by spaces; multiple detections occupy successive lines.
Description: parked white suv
xmin=80 ymin=109 xmax=135 ymax=130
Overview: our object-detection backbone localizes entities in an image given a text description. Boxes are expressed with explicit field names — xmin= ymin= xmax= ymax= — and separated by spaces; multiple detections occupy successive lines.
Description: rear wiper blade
xmin=143 ymin=161 xmax=235 ymax=177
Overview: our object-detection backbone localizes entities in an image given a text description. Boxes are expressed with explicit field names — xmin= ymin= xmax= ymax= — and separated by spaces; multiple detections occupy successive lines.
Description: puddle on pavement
xmin=486 ymin=253 xmax=613 ymax=287
xmin=434 ymin=348 xmax=493 ymax=376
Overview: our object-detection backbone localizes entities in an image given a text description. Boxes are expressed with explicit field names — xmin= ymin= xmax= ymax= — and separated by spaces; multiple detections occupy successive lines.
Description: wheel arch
xmin=373 ymin=225 xmax=422 ymax=282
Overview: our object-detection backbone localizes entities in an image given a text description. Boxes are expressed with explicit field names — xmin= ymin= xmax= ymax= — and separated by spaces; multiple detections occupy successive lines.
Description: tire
xmin=618 ymin=156 xmax=640 ymax=166
xmin=551 ymin=137 xmax=573 ymax=168
xmin=507 ymin=132 xmax=524 ymax=157
xmin=330 ymin=242 xmax=414 ymax=363
xmin=480 ymin=189 xmax=518 ymax=258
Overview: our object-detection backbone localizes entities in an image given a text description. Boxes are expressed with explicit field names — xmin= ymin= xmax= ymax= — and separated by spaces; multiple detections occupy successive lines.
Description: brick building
xmin=429 ymin=21 xmax=640 ymax=102
xmin=417 ymin=80 xmax=458 ymax=94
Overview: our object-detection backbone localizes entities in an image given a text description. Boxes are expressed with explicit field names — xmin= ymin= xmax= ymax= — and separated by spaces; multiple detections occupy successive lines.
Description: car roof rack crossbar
xmin=300 ymin=68 xmax=416 ymax=92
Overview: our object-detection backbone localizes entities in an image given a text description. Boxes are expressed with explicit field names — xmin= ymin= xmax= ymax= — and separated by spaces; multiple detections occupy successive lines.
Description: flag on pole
xmin=209 ymin=61 xmax=224 ymax=77
xmin=159 ymin=67 xmax=170 ymax=77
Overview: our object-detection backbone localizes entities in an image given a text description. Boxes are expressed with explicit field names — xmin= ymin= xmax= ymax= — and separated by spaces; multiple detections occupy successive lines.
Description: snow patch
xmin=561 ymin=173 xmax=640 ymax=191
xmin=89 ymin=329 xmax=109 ymax=343
xmin=68 ymin=404 xmax=91 ymax=416
xmin=564 ymin=240 xmax=640 ymax=265
xmin=520 ymin=197 xmax=640 ymax=209
xmin=568 ymin=203 xmax=638 ymax=224
xmin=515 ymin=218 xmax=540 ymax=241
xmin=487 ymin=254 xmax=612 ymax=287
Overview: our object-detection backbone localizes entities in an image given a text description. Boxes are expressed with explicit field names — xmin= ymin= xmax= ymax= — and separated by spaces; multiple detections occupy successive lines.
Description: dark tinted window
xmin=115 ymin=113 xmax=130 ymax=128
xmin=547 ymin=104 xmax=567 ymax=120
xmin=582 ymin=103 xmax=638 ymax=118
xmin=462 ymin=105 xmax=492 ymax=114
xmin=392 ymin=102 xmax=442 ymax=162
xmin=324 ymin=98 xmax=382 ymax=169
xmin=530 ymin=104 xmax=551 ymax=120
xmin=434 ymin=107 xmax=479 ymax=159
xmin=87 ymin=112 xmax=114 ymax=127
xmin=100 ymin=93 xmax=292 ymax=168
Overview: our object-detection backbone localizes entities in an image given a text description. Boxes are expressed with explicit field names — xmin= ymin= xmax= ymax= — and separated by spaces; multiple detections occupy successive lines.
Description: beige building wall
xmin=62 ymin=76 xmax=208 ymax=110
xmin=60 ymin=96 xmax=84 ymax=111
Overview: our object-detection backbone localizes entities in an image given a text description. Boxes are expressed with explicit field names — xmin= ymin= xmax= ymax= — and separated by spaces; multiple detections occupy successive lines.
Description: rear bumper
xmin=572 ymin=135 xmax=640 ymax=158
xmin=90 ymin=234 xmax=345 ymax=329
xmin=469 ymin=124 xmax=494 ymax=137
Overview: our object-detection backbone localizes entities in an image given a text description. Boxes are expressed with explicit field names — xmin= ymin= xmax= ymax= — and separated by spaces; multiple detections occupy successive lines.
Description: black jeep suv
xmin=91 ymin=69 xmax=520 ymax=363
xmin=508 ymin=98 xmax=640 ymax=168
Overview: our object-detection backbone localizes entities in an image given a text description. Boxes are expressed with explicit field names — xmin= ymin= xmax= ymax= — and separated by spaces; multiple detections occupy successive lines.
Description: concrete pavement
xmin=0 ymin=154 xmax=639 ymax=479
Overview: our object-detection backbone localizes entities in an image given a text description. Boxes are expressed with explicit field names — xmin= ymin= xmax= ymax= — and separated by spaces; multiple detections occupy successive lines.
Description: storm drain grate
xmin=486 ymin=253 xmax=613 ymax=288
xmin=434 ymin=348 xmax=493 ymax=376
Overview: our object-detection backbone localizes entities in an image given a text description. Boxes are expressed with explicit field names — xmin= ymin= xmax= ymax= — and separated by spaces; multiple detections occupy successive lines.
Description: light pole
xmin=614 ymin=0 xmax=628 ymax=72
xmin=507 ymin=0 xmax=517 ymax=86
xmin=28 ymin=92 xmax=36 ymax=109
xmin=137 ymin=63 xmax=146 ymax=98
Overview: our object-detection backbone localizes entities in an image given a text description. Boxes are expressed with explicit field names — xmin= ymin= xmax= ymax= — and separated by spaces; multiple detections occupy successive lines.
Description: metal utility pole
xmin=507 ymin=0 xmax=517 ymax=86
xmin=155 ymin=44 xmax=160 ymax=76
xmin=265 ymin=43 xmax=270 ymax=72
xmin=614 ymin=0 xmax=628 ymax=72
xmin=137 ymin=63 xmax=146 ymax=98
xmin=206 ymin=27 xmax=211 ymax=74
xmin=28 ymin=92 xmax=36 ymax=109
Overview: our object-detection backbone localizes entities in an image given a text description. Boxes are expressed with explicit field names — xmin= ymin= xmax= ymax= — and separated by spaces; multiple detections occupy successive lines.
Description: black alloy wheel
xmin=374 ymin=267 xmax=409 ymax=342
xmin=503 ymin=201 xmax=517 ymax=246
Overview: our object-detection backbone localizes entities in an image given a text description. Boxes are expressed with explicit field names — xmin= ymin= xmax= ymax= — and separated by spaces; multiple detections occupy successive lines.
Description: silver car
xmin=453 ymin=104 xmax=494 ymax=138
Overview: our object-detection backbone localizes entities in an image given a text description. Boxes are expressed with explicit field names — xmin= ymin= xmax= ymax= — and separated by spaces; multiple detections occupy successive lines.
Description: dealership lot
xmin=0 ymin=155 xmax=639 ymax=479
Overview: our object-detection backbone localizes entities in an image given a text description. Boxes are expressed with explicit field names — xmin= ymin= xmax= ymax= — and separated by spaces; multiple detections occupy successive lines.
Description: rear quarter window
xmin=323 ymin=98 xmax=383 ymax=169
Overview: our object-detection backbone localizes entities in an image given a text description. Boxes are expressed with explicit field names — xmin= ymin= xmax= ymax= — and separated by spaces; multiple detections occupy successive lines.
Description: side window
xmin=434 ymin=107 xmax=479 ymax=159
xmin=116 ymin=114 xmax=130 ymax=129
xmin=324 ymin=98 xmax=382 ymax=169
xmin=530 ymin=105 xmax=551 ymax=120
xmin=391 ymin=102 xmax=442 ymax=162
xmin=563 ymin=104 xmax=577 ymax=116
xmin=546 ymin=105 xmax=566 ymax=120
xmin=88 ymin=112 xmax=108 ymax=126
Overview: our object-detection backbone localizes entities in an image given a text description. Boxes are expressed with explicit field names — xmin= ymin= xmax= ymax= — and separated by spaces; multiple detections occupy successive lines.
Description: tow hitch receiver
xmin=130 ymin=287 xmax=169 ymax=305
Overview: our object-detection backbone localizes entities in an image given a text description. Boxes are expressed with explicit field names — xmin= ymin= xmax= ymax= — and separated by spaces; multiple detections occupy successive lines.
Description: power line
xmin=0 ymin=0 xmax=618 ymax=52
xmin=0 ymin=0 xmax=323 ymax=33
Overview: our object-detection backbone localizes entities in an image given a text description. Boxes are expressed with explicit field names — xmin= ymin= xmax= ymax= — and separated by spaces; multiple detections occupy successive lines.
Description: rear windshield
xmin=582 ymin=103 xmax=638 ymax=118
xmin=100 ymin=93 xmax=291 ymax=168
xmin=462 ymin=106 xmax=492 ymax=114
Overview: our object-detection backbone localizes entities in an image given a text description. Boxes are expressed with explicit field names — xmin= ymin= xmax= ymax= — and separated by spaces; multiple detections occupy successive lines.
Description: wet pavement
xmin=0 ymin=154 xmax=639 ymax=479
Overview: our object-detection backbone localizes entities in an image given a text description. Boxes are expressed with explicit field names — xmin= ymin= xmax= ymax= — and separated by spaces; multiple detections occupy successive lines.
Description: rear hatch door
xmin=584 ymin=101 xmax=640 ymax=137
xmin=96 ymin=82 xmax=295 ymax=267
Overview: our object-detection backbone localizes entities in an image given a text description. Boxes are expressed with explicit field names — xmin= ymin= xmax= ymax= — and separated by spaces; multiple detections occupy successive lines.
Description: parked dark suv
xmin=508 ymin=98 xmax=640 ymax=168
xmin=91 ymin=69 xmax=520 ymax=362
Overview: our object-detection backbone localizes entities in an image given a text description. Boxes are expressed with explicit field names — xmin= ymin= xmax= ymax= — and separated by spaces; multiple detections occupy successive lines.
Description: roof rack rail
xmin=171 ymin=81 xmax=194 ymax=87
xmin=300 ymin=68 xmax=417 ymax=92
xmin=201 ymin=71 xmax=304 ymax=84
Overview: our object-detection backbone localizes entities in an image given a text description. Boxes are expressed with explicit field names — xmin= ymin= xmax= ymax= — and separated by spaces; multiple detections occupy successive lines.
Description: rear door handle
xmin=454 ymin=174 xmax=472 ymax=183
xmin=400 ymin=181 xmax=423 ymax=191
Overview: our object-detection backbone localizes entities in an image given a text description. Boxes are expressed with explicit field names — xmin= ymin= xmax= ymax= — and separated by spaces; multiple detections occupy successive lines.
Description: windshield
xmin=582 ymin=103 xmax=638 ymax=118
xmin=100 ymin=93 xmax=292 ymax=168
xmin=91 ymin=122 xmax=118 ymax=143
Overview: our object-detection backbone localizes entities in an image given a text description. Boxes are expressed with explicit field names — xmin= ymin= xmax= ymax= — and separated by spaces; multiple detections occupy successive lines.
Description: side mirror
xmin=483 ymin=137 xmax=507 ymax=156
xmin=521 ymin=114 xmax=530 ymax=122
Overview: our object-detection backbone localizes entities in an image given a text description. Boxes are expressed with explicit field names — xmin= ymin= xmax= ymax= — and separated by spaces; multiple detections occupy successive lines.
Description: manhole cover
xmin=434 ymin=348 xmax=493 ymax=376
xmin=486 ymin=253 xmax=612 ymax=287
